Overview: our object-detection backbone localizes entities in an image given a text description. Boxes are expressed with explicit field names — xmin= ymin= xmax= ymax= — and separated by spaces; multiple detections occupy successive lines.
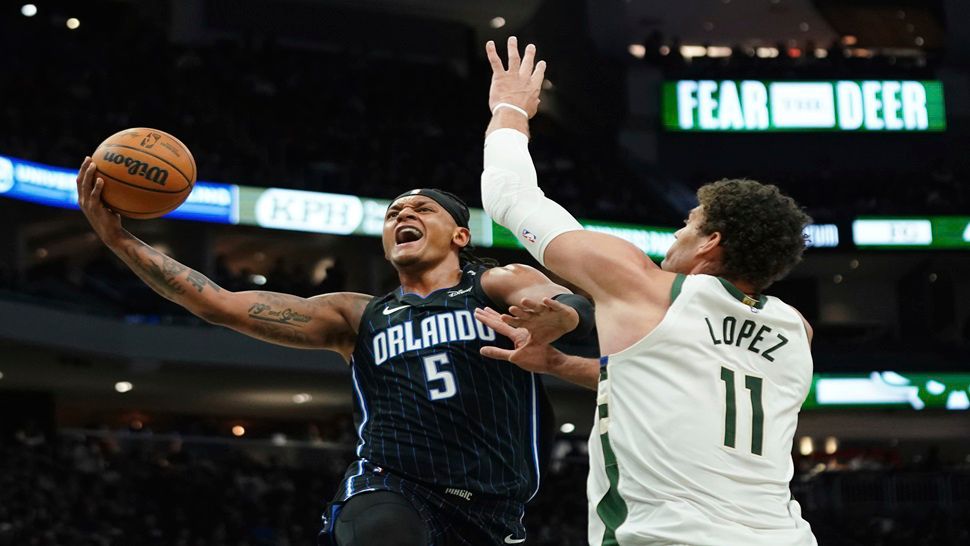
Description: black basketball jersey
xmin=347 ymin=264 xmax=542 ymax=503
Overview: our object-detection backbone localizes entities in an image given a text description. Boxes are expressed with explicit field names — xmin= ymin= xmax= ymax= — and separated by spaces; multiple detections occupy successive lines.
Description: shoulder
xmin=480 ymin=263 xmax=546 ymax=285
xmin=480 ymin=263 xmax=558 ymax=299
xmin=763 ymin=294 xmax=813 ymax=345
xmin=310 ymin=291 xmax=377 ymax=310
xmin=789 ymin=305 xmax=814 ymax=344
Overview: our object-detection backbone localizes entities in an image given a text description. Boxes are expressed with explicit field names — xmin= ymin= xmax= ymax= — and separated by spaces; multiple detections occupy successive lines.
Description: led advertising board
xmin=805 ymin=372 xmax=970 ymax=410
xmin=663 ymin=80 xmax=946 ymax=132
xmin=852 ymin=217 xmax=970 ymax=248
xmin=1 ymin=154 xmax=841 ymax=254
xmin=0 ymin=154 xmax=238 ymax=224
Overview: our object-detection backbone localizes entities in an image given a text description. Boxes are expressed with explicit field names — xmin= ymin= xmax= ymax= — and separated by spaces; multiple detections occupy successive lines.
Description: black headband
xmin=390 ymin=188 xmax=470 ymax=229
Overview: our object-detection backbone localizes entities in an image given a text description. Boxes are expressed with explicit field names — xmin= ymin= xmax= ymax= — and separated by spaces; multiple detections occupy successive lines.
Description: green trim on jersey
xmin=670 ymin=273 xmax=686 ymax=303
xmin=597 ymin=434 xmax=627 ymax=546
xmin=596 ymin=360 xmax=628 ymax=545
xmin=717 ymin=277 xmax=767 ymax=309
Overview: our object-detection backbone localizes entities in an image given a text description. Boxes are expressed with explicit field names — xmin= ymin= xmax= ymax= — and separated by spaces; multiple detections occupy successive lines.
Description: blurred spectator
xmin=0 ymin=429 xmax=968 ymax=545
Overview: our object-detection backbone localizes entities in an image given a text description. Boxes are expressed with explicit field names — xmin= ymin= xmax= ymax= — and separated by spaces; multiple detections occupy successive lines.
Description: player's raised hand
xmin=475 ymin=306 xmax=562 ymax=375
xmin=76 ymin=156 xmax=122 ymax=241
xmin=485 ymin=37 xmax=546 ymax=117
xmin=503 ymin=297 xmax=580 ymax=345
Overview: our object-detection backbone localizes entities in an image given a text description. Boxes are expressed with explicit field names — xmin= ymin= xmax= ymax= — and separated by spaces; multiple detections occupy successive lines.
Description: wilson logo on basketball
xmin=102 ymin=151 xmax=169 ymax=186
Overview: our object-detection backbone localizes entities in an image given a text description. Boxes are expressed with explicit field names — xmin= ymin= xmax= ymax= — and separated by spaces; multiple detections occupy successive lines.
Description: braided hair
xmin=459 ymin=246 xmax=500 ymax=268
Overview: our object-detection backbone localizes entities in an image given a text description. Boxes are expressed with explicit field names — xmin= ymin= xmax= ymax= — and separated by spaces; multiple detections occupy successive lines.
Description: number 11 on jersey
xmin=720 ymin=366 xmax=764 ymax=456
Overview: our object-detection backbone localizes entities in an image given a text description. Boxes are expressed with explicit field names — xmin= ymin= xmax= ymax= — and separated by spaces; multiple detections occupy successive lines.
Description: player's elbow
xmin=480 ymin=169 xmax=508 ymax=223
xmin=196 ymin=307 xmax=227 ymax=326
xmin=481 ymin=169 xmax=543 ymax=227
xmin=193 ymin=298 xmax=233 ymax=326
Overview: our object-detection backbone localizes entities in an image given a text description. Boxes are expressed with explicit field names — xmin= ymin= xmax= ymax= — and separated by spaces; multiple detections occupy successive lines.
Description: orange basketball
xmin=91 ymin=128 xmax=196 ymax=219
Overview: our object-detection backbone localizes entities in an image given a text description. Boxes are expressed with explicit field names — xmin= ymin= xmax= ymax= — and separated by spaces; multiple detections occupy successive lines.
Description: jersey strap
xmin=670 ymin=273 xmax=686 ymax=303
xmin=717 ymin=277 xmax=767 ymax=309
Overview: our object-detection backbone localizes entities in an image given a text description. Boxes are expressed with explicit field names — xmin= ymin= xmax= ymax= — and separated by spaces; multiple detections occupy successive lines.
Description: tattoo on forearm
xmin=250 ymin=322 xmax=311 ymax=345
xmin=124 ymin=245 xmax=186 ymax=298
xmin=121 ymin=242 xmax=223 ymax=300
xmin=244 ymin=292 xmax=369 ymax=350
xmin=186 ymin=269 xmax=222 ymax=293
xmin=248 ymin=302 xmax=312 ymax=326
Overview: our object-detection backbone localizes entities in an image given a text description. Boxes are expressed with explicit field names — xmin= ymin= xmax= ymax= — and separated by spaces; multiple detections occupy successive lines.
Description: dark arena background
xmin=2 ymin=1 xmax=970 ymax=545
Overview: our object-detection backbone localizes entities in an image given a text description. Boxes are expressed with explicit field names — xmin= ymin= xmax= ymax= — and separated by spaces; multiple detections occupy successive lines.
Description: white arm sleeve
xmin=481 ymin=128 xmax=583 ymax=266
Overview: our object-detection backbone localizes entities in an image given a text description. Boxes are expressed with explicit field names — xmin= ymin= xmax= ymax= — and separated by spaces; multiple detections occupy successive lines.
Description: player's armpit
xmin=212 ymin=291 xmax=371 ymax=359
xmin=542 ymin=230 xmax=669 ymax=306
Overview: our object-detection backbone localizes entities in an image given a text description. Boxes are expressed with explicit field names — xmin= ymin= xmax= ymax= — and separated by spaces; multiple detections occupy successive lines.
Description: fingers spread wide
xmin=529 ymin=60 xmax=547 ymax=87
xmin=485 ymin=40 xmax=505 ymax=73
xmin=506 ymin=36 xmax=521 ymax=72
xmin=519 ymin=43 xmax=536 ymax=76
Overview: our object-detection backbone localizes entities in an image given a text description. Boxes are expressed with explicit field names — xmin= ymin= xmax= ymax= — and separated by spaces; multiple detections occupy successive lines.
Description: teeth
xmin=397 ymin=227 xmax=423 ymax=244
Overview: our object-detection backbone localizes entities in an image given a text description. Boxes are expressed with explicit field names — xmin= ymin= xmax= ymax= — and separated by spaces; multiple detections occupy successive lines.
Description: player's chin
xmin=390 ymin=242 xmax=426 ymax=266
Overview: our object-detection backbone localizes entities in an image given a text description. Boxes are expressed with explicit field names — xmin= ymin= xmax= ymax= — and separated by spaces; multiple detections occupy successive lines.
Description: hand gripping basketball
xmin=76 ymin=156 xmax=123 ymax=242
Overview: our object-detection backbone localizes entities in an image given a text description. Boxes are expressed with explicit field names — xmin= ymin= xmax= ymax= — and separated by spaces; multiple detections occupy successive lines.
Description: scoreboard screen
xmin=852 ymin=217 xmax=970 ymax=248
xmin=806 ymin=372 xmax=970 ymax=410
xmin=663 ymin=80 xmax=946 ymax=132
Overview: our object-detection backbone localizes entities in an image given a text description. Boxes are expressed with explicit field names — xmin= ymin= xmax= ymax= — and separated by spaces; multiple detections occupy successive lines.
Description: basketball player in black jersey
xmin=75 ymin=158 xmax=596 ymax=545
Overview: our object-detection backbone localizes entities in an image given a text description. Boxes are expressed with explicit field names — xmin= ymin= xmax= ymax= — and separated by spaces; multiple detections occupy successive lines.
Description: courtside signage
xmin=804 ymin=223 xmax=839 ymax=248
xmin=663 ymin=80 xmax=946 ymax=132
xmin=853 ymin=217 xmax=970 ymax=248
xmin=0 ymin=154 xmax=237 ymax=223
xmin=806 ymin=371 xmax=970 ymax=410
xmin=253 ymin=188 xmax=364 ymax=235
xmin=0 ymin=154 xmax=846 ymax=252
xmin=169 ymin=183 xmax=239 ymax=224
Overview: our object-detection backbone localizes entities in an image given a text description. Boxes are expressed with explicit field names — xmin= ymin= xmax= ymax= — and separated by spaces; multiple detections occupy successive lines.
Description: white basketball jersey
xmin=587 ymin=274 xmax=817 ymax=546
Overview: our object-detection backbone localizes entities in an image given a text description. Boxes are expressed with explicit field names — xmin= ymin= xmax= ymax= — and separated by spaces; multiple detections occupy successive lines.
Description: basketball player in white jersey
xmin=475 ymin=37 xmax=818 ymax=546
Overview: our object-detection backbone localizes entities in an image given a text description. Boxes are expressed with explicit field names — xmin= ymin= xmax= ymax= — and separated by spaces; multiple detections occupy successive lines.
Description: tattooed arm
xmin=112 ymin=231 xmax=369 ymax=357
xmin=76 ymin=157 xmax=370 ymax=360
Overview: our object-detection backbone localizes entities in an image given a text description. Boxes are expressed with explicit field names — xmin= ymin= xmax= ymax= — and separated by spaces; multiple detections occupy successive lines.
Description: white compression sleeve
xmin=481 ymin=128 xmax=583 ymax=266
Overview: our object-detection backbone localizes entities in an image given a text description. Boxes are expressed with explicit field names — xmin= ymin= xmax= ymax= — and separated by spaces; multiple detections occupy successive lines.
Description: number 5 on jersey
xmin=423 ymin=353 xmax=457 ymax=401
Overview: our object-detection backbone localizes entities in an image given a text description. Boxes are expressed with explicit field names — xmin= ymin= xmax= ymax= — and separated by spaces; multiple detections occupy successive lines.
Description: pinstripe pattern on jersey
xmin=348 ymin=264 xmax=540 ymax=502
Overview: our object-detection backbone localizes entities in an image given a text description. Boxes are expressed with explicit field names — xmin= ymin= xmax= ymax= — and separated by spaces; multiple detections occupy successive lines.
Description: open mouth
xmin=395 ymin=226 xmax=424 ymax=246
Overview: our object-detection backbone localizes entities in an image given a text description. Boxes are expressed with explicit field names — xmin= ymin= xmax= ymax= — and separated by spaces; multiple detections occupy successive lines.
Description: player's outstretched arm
xmin=480 ymin=39 xmax=669 ymax=308
xmin=76 ymin=157 xmax=370 ymax=359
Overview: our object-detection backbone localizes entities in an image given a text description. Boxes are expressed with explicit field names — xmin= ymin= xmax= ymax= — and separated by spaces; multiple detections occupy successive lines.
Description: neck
xmin=397 ymin=259 xmax=463 ymax=297
xmin=690 ymin=260 xmax=760 ymax=295
xmin=722 ymin=277 xmax=759 ymax=296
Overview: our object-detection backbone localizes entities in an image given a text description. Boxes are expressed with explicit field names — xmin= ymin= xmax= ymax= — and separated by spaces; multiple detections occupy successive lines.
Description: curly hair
xmin=696 ymin=179 xmax=811 ymax=292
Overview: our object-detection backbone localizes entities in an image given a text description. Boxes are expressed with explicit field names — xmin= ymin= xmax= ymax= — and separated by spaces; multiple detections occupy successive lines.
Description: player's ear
xmin=453 ymin=227 xmax=471 ymax=248
xmin=698 ymin=230 xmax=722 ymax=255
